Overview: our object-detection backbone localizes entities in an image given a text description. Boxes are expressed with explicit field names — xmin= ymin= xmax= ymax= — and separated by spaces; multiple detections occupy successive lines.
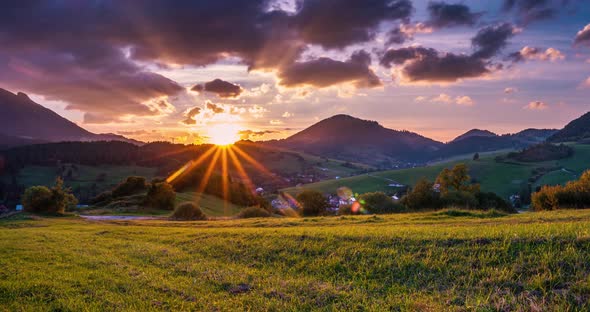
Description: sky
xmin=1 ymin=0 xmax=589 ymax=143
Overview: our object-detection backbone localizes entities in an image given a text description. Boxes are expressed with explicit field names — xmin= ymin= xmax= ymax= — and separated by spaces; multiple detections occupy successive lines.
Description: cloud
xmin=238 ymin=130 xmax=278 ymax=140
xmin=504 ymin=87 xmax=518 ymax=94
xmin=582 ymin=77 xmax=590 ymax=88
xmin=574 ymin=24 xmax=590 ymax=46
xmin=524 ymin=101 xmax=549 ymax=110
xmin=248 ymin=105 xmax=268 ymax=118
xmin=278 ymin=50 xmax=382 ymax=88
xmin=282 ymin=111 xmax=293 ymax=118
xmin=431 ymin=93 xmax=453 ymax=103
xmin=381 ymin=47 xmax=490 ymax=83
xmin=414 ymin=96 xmax=427 ymax=102
xmin=206 ymin=101 xmax=225 ymax=114
xmin=270 ymin=119 xmax=284 ymax=125
xmin=426 ymin=2 xmax=482 ymax=28
xmin=192 ymin=79 xmax=243 ymax=98
xmin=508 ymin=46 xmax=565 ymax=62
xmin=182 ymin=107 xmax=202 ymax=125
xmin=386 ymin=23 xmax=433 ymax=45
xmin=471 ymin=23 xmax=518 ymax=59
xmin=430 ymin=94 xmax=474 ymax=106
xmin=455 ymin=95 xmax=475 ymax=106
xmin=293 ymin=0 xmax=413 ymax=48
xmin=502 ymin=0 xmax=578 ymax=24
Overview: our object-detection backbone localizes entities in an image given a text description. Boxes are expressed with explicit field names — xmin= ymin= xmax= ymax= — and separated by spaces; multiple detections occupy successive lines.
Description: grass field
xmin=2 ymin=165 xmax=158 ymax=191
xmin=284 ymin=144 xmax=590 ymax=199
xmin=175 ymin=191 xmax=243 ymax=217
xmin=1 ymin=210 xmax=589 ymax=311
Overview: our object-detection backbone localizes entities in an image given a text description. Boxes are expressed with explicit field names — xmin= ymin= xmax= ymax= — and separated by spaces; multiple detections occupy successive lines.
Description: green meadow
xmin=284 ymin=144 xmax=590 ymax=199
xmin=1 ymin=209 xmax=590 ymax=311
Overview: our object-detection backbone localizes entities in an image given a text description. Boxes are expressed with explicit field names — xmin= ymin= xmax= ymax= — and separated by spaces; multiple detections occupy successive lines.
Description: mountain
xmin=452 ymin=129 xmax=497 ymax=142
xmin=512 ymin=128 xmax=558 ymax=145
xmin=547 ymin=112 xmax=590 ymax=143
xmin=267 ymin=114 xmax=443 ymax=168
xmin=0 ymin=88 xmax=141 ymax=148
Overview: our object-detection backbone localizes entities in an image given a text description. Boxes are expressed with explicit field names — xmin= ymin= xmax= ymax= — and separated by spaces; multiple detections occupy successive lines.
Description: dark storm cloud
xmin=0 ymin=0 xmax=420 ymax=114
xmin=293 ymin=0 xmax=413 ymax=48
xmin=278 ymin=51 xmax=382 ymax=88
xmin=386 ymin=27 xmax=410 ymax=45
xmin=502 ymin=0 xmax=582 ymax=24
xmin=574 ymin=24 xmax=590 ymax=46
xmin=192 ymin=79 xmax=243 ymax=98
xmin=471 ymin=23 xmax=518 ymax=59
xmin=380 ymin=23 xmax=516 ymax=83
xmin=426 ymin=2 xmax=482 ymax=28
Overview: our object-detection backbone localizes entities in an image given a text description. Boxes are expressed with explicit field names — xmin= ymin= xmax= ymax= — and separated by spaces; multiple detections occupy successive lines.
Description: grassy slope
xmin=1 ymin=210 xmax=590 ymax=310
xmin=284 ymin=144 xmax=590 ymax=198
xmin=3 ymin=165 xmax=157 ymax=190
xmin=175 ymin=191 xmax=243 ymax=217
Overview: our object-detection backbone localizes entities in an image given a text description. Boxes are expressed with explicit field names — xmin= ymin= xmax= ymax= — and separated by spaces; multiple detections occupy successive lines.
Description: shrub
xmin=358 ymin=192 xmax=403 ymax=214
xmin=145 ymin=182 xmax=176 ymax=210
xmin=401 ymin=179 xmax=441 ymax=211
xmin=171 ymin=202 xmax=206 ymax=220
xmin=476 ymin=192 xmax=515 ymax=213
xmin=239 ymin=206 xmax=271 ymax=219
xmin=112 ymin=176 xmax=147 ymax=198
xmin=531 ymin=170 xmax=590 ymax=211
xmin=296 ymin=190 xmax=329 ymax=216
xmin=22 ymin=186 xmax=53 ymax=213
xmin=90 ymin=191 xmax=112 ymax=205
xmin=22 ymin=178 xmax=77 ymax=214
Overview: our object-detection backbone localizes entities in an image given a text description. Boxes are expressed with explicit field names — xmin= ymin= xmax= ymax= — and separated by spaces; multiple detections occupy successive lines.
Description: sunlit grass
xmin=1 ymin=209 xmax=589 ymax=310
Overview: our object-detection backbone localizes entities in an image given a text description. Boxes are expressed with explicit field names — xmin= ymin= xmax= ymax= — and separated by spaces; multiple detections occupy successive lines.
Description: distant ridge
xmin=452 ymin=129 xmax=497 ymax=142
xmin=267 ymin=114 xmax=444 ymax=168
xmin=0 ymin=88 xmax=141 ymax=149
xmin=548 ymin=112 xmax=590 ymax=142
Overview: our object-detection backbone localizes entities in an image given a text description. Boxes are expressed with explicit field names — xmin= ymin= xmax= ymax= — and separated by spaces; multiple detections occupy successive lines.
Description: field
xmin=2 ymin=165 xmax=158 ymax=191
xmin=1 ymin=210 xmax=590 ymax=311
xmin=175 ymin=191 xmax=243 ymax=217
xmin=284 ymin=144 xmax=590 ymax=199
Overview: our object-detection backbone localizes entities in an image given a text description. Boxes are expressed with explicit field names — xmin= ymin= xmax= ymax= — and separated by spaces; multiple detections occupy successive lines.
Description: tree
xmin=473 ymin=153 xmax=480 ymax=161
xmin=112 ymin=176 xmax=147 ymax=198
xmin=296 ymin=190 xmax=329 ymax=216
xmin=22 ymin=177 xmax=77 ymax=214
xmin=436 ymin=164 xmax=479 ymax=196
xmin=401 ymin=179 xmax=440 ymax=211
xmin=358 ymin=192 xmax=403 ymax=214
xmin=145 ymin=182 xmax=176 ymax=210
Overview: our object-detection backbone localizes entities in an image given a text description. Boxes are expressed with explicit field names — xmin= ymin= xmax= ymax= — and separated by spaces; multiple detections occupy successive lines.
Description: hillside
xmin=548 ymin=111 xmax=590 ymax=142
xmin=451 ymin=129 xmax=497 ymax=142
xmin=284 ymin=143 xmax=590 ymax=199
xmin=268 ymin=114 xmax=443 ymax=168
xmin=0 ymin=88 xmax=139 ymax=147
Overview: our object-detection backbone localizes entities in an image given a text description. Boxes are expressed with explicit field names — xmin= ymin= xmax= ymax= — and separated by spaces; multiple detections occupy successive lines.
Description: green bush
xmin=239 ymin=206 xmax=271 ymax=218
xmin=171 ymin=202 xmax=206 ymax=220
xmin=112 ymin=176 xmax=147 ymax=198
xmin=401 ymin=179 xmax=441 ymax=211
xmin=358 ymin=192 xmax=403 ymax=214
xmin=296 ymin=190 xmax=329 ymax=216
xmin=22 ymin=186 xmax=53 ymax=213
xmin=22 ymin=178 xmax=77 ymax=214
xmin=90 ymin=191 xmax=112 ymax=205
xmin=532 ymin=170 xmax=590 ymax=210
xmin=145 ymin=182 xmax=175 ymax=210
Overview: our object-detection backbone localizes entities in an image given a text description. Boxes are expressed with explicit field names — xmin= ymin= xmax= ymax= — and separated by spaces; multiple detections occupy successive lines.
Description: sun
xmin=207 ymin=123 xmax=240 ymax=146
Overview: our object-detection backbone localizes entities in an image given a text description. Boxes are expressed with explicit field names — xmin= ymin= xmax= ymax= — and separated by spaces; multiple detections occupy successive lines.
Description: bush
xmin=239 ymin=206 xmax=271 ymax=218
xmin=171 ymin=202 xmax=206 ymax=220
xmin=112 ymin=176 xmax=147 ymax=198
xmin=296 ymin=190 xmax=329 ymax=216
xmin=22 ymin=186 xmax=53 ymax=213
xmin=401 ymin=179 xmax=441 ymax=211
xmin=358 ymin=192 xmax=403 ymax=214
xmin=532 ymin=170 xmax=590 ymax=211
xmin=90 ymin=191 xmax=112 ymax=205
xmin=476 ymin=192 xmax=515 ymax=213
xmin=22 ymin=178 xmax=77 ymax=214
xmin=145 ymin=182 xmax=176 ymax=210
